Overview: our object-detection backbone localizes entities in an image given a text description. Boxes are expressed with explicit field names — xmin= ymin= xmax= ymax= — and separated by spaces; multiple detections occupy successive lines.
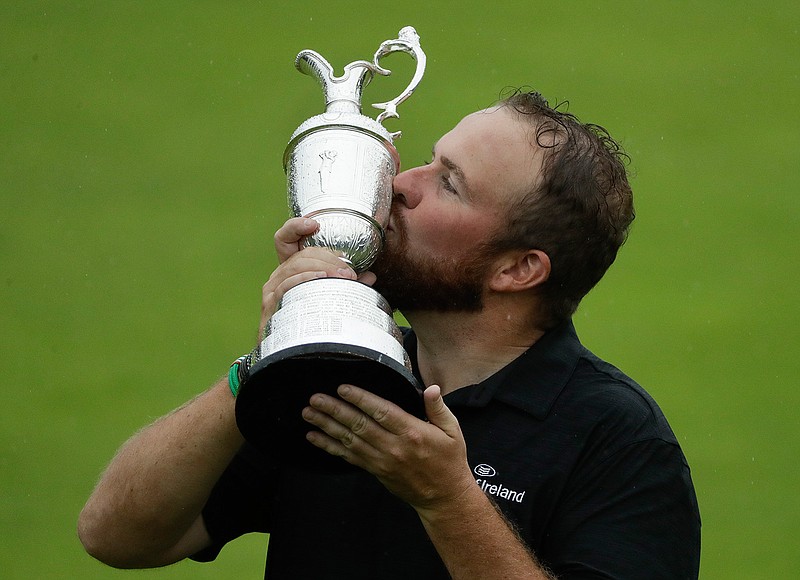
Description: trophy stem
xmin=301 ymin=208 xmax=385 ymax=273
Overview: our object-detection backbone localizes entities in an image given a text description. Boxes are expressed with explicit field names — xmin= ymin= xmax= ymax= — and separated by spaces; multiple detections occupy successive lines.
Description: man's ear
xmin=488 ymin=250 xmax=551 ymax=293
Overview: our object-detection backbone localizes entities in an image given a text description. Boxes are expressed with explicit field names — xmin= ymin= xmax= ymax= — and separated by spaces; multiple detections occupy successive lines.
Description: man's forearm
xmin=77 ymin=378 xmax=244 ymax=568
xmin=417 ymin=483 xmax=555 ymax=580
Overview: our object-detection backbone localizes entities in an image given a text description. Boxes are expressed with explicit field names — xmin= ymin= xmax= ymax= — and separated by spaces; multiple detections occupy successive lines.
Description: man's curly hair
xmin=492 ymin=89 xmax=635 ymax=328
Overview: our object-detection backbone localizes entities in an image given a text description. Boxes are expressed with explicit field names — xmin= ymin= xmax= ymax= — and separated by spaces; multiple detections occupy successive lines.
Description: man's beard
xmin=371 ymin=213 xmax=497 ymax=313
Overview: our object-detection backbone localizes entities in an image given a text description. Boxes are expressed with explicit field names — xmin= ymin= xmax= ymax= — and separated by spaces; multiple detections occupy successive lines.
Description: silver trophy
xmin=236 ymin=27 xmax=426 ymax=468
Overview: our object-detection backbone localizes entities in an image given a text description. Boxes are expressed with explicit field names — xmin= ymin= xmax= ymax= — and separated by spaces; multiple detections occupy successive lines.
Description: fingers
xmin=267 ymin=247 xmax=357 ymax=290
xmin=302 ymin=386 xmax=409 ymax=450
xmin=334 ymin=384 xmax=414 ymax=435
xmin=274 ymin=217 xmax=319 ymax=263
xmin=260 ymin=269 xmax=328 ymax=336
xmin=303 ymin=396 xmax=361 ymax=446
xmin=302 ymin=394 xmax=379 ymax=468
xmin=272 ymin=217 xmax=376 ymax=287
xmin=260 ymin=247 xmax=357 ymax=330
xmin=303 ymin=389 xmax=382 ymax=440
xmin=323 ymin=384 xmax=459 ymax=442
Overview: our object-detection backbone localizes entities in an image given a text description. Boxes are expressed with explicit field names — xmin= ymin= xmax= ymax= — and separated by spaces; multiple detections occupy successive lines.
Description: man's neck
xmin=404 ymin=305 xmax=544 ymax=396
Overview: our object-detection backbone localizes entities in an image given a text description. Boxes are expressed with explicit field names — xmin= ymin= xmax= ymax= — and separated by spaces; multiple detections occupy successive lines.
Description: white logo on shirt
xmin=473 ymin=464 xmax=526 ymax=503
xmin=474 ymin=463 xmax=496 ymax=477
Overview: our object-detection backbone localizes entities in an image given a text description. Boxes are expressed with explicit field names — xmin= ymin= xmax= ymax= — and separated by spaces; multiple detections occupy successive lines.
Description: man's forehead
xmin=435 ymin=106 xmax=541 ymax=196
xmin=444 ymin=106 xmax=535 ymax=149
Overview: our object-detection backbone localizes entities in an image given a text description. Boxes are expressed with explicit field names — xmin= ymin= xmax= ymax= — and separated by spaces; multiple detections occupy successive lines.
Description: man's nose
xmin=391 ymin=166 xmax=424 ymax=209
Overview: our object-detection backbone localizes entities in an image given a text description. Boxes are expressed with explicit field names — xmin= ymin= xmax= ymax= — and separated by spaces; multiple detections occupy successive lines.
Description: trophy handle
xmin=370 ymin=26 xmax=427 ymax=129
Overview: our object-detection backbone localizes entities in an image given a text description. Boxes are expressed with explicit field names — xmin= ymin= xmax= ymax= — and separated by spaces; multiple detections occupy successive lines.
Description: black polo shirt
xmin=194 ymin=320 xmax=701 ymax=579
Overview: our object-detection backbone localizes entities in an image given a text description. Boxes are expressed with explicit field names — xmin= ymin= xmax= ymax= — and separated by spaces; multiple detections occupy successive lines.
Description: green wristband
xmin=228 ymin=347 xmax=258 ymax=397
xmin=228 ymin=360 xmax=242 ymax=397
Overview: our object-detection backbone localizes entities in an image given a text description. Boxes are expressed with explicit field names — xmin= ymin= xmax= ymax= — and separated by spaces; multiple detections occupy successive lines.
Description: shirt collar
xmin=404 ymin=320 xmax=583 ymax=420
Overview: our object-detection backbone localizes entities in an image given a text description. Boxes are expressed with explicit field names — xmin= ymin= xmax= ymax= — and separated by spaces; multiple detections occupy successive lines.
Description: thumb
xmin=423 ymin=385 xmax=460 ymax=436
xmin=275 ymin=217 xmax=318 ymax=263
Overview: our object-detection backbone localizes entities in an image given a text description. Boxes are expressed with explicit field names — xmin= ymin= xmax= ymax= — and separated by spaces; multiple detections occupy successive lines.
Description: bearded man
xmin=78 ymin=91 xmax=701 ymax=579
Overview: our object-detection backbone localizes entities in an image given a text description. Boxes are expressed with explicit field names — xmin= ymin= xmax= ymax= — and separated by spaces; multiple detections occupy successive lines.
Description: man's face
xmin=372 ymin=107 xmax=541 ymax=313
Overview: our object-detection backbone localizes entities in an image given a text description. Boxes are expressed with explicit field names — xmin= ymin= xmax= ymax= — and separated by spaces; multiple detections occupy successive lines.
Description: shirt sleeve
xmin=190 ymin=442 xmax=274 ymax=562
xmin=543 ymin=437 xmax=701 ymax=579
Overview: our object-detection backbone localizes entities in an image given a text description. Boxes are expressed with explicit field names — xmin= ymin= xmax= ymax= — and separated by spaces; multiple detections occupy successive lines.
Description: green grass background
xmin=2 ymin=1 xmax=798 ymax=577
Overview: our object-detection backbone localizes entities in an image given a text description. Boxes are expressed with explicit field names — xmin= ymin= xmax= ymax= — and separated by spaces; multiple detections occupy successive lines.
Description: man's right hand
xmin=79 ymin=217 xmax=376 ymax=569
xmin=260 ymin=217 xmax=376 ymax=339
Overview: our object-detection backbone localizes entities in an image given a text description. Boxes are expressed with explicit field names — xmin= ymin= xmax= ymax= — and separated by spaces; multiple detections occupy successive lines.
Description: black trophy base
xmin=235 ymin=343 xmax=424 ymax=471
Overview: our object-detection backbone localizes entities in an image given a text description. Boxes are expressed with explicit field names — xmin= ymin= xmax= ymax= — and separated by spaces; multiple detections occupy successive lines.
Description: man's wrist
xmin=414 ymin=477 xmax=486 ymax=525
xmin=227 ymin=346 xmax=260 ymax=397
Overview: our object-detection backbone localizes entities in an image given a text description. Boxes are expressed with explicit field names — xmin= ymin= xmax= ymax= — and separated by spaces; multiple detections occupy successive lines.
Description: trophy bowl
xmin=284 ymin=110 xmax=402 ymax=272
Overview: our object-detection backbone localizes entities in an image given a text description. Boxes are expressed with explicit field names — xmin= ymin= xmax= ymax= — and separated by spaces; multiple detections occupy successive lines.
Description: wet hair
xmin=492 ymin=89 xmax=635 ymax=328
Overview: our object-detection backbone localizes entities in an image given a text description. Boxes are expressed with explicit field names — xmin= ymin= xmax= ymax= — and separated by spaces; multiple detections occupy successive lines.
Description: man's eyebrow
xmin=432 ymin=144 xmax=471 ymax=198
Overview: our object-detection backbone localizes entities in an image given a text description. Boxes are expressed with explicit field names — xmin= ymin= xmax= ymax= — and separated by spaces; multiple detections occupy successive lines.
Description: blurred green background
xmin=2 ymin=1 xmax=798 ymax=577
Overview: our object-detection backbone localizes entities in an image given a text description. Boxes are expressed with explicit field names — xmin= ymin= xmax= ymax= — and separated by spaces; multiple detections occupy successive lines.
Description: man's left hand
xmin=302 ymin=385 xmax=476 ymax=512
